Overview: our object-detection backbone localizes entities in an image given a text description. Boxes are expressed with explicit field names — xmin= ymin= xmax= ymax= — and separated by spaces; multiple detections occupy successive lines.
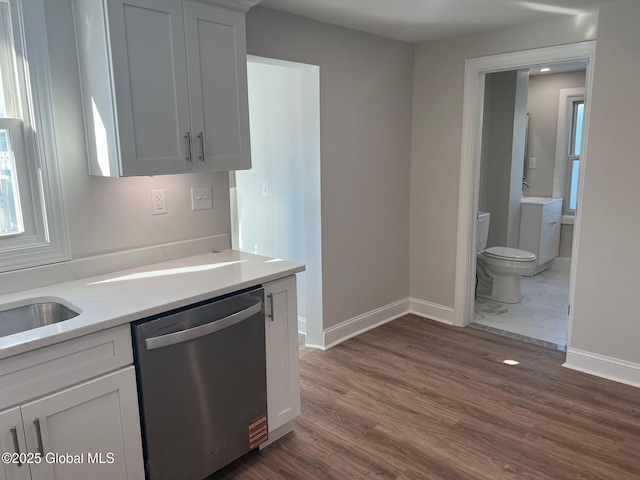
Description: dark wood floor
xmin=214 ymin=314 xmax=640 ymax=479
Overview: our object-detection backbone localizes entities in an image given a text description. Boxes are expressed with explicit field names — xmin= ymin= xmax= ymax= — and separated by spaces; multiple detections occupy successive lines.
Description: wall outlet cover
xmin=191 ymin=186 xmax=213 ymax=211
xmin=152 ymin=189 xmax=167 ymax=215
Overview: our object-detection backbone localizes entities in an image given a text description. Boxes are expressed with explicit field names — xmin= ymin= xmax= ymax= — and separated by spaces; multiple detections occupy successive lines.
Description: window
xmin=0 ymin=0 xmax=25 ymax=238
xmin=554 ymin=87 xmax=585 ymax=217
xmin=566 ymin=100 xmax=584 ymax=213
xmin=0 ymin=0 xmax=69 ymax=272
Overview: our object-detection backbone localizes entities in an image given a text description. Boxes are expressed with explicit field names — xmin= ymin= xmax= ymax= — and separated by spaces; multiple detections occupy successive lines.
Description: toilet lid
xmin=483 ymin=246 xmax=536 ymax=262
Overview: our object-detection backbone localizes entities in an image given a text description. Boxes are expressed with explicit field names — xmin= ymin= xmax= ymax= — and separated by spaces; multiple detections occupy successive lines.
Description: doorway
xmin=471 ymin=65 xmax=586 ymax=350
xmin=453 ymin=42 xmax=596 ymax=351
xmin=230 ymin=56 xmax=323 ymax=348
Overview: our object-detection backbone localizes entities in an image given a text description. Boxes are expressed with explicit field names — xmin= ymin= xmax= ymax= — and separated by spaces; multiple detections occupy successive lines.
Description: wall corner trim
xmin=322 ymin=299 xmax=411 ymax=350
xmin=409 ymin=298 xmax=455 ymax=326
xmin=320 ymin=298 xmax=456 ymax=351
xmin=564 ymin=348 xmax=640 ymax=389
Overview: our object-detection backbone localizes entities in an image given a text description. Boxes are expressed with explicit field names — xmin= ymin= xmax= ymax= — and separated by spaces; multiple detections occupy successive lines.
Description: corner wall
xmin=245 ymin=7 xmax=414 ymax=332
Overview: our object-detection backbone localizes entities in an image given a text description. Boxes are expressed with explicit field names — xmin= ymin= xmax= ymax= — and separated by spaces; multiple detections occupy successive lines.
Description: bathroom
xmin=472 ymin=63 xmax=586 ymax=350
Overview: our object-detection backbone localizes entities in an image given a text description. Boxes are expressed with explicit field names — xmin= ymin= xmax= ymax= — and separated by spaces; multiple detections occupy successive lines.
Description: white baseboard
xmin=320 ymin=297 xmax=458 ymax=350
xmin=322 ymin=299 xmax=410 ymax=350
xmin=409 ymin=298 xmax=455 ymax=325
xmin=564 ymin=348 xmax=640 ymax=388
xmin=550 ymin=257 xmax=571 ymax=273
xmin=298 ymin=316 xmax=307 ymax=335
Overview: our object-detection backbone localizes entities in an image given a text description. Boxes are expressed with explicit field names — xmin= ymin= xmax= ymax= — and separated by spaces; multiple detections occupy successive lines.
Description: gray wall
xmin=410 ymin=12 xmax=598 ymax=307
xmin=526 ymin=69 xmax=585 ymax=259
xmin=526 ymin=70 xmax=586 ymax=197
xmin=245 ymin=7 xmax=414 ymax=330
xmin=570 ymin=0 xmax=640 ymax=364
xmin=479 ymin=70 xmax=528 ymax=249
xmin=45 ymin=0 xmax=231 ymax=259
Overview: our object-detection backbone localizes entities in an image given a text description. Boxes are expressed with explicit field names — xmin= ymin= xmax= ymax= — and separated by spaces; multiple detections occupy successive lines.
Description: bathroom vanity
xmin=519 ymin=197 xmax=563 ymax=275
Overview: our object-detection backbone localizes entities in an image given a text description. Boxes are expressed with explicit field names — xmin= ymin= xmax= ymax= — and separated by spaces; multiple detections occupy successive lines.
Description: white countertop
xmin=521 ymin=196 xmax=563 ymax=205
xmin=0 ymin=250 xmax=304 ymax=360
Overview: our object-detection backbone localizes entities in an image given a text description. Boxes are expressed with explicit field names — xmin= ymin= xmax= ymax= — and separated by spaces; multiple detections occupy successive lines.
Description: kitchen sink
xmin=0 ymin=300 xmax=80 ymax=338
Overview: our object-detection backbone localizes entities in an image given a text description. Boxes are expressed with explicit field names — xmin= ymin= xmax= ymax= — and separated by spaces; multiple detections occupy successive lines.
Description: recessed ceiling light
xmin=540 ymin=67 xmax=551 ymax=73
xmin=503 ymin=359 xmax=520 ymax=366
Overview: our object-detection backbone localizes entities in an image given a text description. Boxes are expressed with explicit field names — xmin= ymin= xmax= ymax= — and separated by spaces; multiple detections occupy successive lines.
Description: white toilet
xmin=476 ymin=212 xmax=536 ymax=304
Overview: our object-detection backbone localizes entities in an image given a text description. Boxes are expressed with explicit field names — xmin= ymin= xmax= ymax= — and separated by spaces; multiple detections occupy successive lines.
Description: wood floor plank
xmin=212 ymin=315 xmax=640 ymax=479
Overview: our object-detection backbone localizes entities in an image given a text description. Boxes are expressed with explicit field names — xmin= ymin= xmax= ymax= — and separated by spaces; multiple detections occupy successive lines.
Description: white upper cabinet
xmin=185 ymin=1 xmax=251 ymax=171
xmin=73 ymin=0 xmax=258 ymax=176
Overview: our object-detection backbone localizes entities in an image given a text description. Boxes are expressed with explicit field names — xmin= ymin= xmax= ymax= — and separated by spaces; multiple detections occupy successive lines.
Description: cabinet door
xmin=264 ymin=276 xmax=301 ymax=433
xmin=0 ymin=407 xmax=30 ymax=480
xmin=539 ymin=213 xmax=561 ymax=264
xmin=107 ymin=0 xmax=192 ymax=175
xmin=22 ymin=367 xmax=144 ymax=480
xmin=184 ymin=1 xmax=251 ymax=171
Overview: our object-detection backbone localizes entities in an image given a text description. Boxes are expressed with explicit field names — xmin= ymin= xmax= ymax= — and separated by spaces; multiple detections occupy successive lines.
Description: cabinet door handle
xmin=185 ymin=132 xmax=193 ymax=163
xmin=198 ymin=132 xmax=206 ymax=163
xmin=34 ymin=418 xmax=44 ymax=455
xmin=267 ymin=293 xmax=274 ymax=321
xmin=10 ymin=427 xmax=22 ymax=466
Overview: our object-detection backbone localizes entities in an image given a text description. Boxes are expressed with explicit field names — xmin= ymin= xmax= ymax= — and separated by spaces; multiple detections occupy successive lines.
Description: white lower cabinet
xmin=0 ymin=326 xmax=144 ymax=480
xmin=519 ymin=198 xmax=563 ymax=275
xmin=263 ymin=275 xmax=301 ymax=444
xmin=0 ymin=407 xmax=29 ymax=480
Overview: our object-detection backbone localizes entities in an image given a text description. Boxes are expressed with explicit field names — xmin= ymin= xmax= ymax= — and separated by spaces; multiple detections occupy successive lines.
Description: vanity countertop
xmin=521 ymin=196 xmax=563 ymax=205
xmin=0 ymin=250 xmax=304 ymax=360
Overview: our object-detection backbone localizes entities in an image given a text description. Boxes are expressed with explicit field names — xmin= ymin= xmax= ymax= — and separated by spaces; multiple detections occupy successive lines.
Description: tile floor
xmin=471 ymin=268 xmax=570 ymax=350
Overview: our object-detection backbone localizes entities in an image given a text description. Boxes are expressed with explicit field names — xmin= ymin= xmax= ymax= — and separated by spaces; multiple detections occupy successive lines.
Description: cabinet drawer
xmin=0 ymin=325 xmax=132 ymax=410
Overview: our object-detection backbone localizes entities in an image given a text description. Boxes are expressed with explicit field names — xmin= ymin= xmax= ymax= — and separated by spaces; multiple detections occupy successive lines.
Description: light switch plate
xmin=529 ymin=157 xmax=537 ymax=169
xmin=191 ymin=186 xmax=213 ymax=211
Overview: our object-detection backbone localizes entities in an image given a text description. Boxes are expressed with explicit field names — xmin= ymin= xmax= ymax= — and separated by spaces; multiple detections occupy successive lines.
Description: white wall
xmin=44 ymin=0 xmax=230 ymax=259
xmin=569 ymin=0 xmax=640 ymax=367
xmin=236 ymin=59 xmax=319 ymax=331
xmin=238 ymin=61 xmax=306 ymax=265
xmin=245 ymin=7 xmax=414 ymax=330
xmin=410 ymin=12 xmax=598 ymax=308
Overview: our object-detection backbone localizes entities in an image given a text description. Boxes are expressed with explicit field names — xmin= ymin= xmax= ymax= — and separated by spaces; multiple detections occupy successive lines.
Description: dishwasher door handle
xmin=145 ymin=301 xmax=262 ymax=350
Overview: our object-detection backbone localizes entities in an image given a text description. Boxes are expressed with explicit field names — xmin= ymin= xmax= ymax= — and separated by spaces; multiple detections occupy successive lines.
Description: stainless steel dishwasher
xmin=132 ymin=287 xmax=267 ymax=480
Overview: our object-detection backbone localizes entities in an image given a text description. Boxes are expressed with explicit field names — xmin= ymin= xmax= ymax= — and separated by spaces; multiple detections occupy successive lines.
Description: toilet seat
xmin=483 ymin=246 xmax=536 ymax=262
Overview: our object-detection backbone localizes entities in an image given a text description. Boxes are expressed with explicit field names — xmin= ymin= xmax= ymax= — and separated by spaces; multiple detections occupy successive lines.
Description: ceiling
xmin=258 ymin=0 xmax=613 ymax=44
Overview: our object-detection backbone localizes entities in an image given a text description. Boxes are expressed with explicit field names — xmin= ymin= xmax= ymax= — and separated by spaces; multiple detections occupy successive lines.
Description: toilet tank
xmin=476 ymin=212 xmax=490 ymax=252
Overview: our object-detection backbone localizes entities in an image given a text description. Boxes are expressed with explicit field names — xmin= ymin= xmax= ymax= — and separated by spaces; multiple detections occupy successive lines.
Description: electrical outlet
xmin=151 ymin=189 xmax=167 ymax=215
xmin=191 ymin=186 xmax=213 ymax=211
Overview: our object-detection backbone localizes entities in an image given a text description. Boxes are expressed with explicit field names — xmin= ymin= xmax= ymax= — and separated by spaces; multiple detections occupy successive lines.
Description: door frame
xmin=453 ymin=41 xmax=596 ymax=343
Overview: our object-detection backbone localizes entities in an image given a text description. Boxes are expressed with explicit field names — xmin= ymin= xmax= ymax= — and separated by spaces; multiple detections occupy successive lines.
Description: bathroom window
xmin=0 ymin=0 xmax=69 ymax=272
xmin=0 ymin=1 xmax=24 ymax=237
xmin=565 ymin=100 xmax=584 ymax=213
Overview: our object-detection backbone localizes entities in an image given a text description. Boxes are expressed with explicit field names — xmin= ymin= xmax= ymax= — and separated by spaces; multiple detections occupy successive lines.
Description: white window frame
xmin=0 ymin=0 xmax=70 ymax=272
xmin=553 ymin=87 xmax=585 ymax=218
